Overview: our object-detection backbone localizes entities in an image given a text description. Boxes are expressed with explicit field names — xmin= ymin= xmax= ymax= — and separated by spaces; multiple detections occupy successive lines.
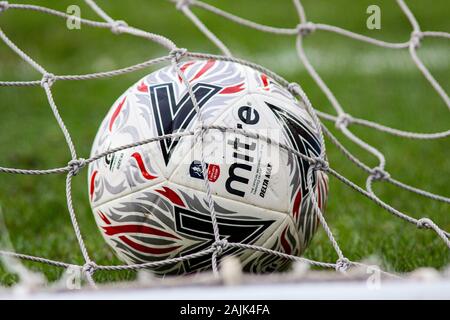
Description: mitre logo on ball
xmin=88 ymin=59 xmax=328 ymax=275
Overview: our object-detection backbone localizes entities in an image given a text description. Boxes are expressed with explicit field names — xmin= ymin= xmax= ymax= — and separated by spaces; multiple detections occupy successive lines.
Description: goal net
xmin=0 ymin=0 xmax=449 ymax=298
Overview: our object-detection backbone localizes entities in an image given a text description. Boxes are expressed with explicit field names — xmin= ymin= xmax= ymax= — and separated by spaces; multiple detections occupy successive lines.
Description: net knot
xmin=417 ymin=217 xmax=433 ymax=229
xmin=170 ymin=48 xmax=187 ymax=62
xmin=410 ymin=31 xmax=423 ymax=49
xmin=40 ymin=73 xmax=56 ymax=88
xmin=212 ymin=239 xmax=229 ymax=256
xmin=335 ymin=113 xmax=352 ymax=129
xmin=335 ymin=257 xmax=350 ymax=272
xmin=110 ymin=20 xmax=128 ymax=34
xmin=371 ymin=167 xmax=390 ymax=181
xmin=176 ymin=0 xmax=192 ymax=10
xmin=287 ymin=82 xmax=301 ymax=95
xmin=68 ymin=158 xmax=86 ymax=176
xmin=311 ymin=157 xmax=329 ymax=172
xmin=82 ymin=261 xmax=98 ymax=275
xmin=296 ymin=22 xmax=316 ymax=36
xmin=194 ymin=126 xmax=207 ymax=144
xmin=0 ymin=1 xmax=9 ymax=13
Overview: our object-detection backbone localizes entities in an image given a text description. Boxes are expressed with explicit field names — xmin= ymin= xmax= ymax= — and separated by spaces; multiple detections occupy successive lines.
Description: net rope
xmin=0 ymin=0 xmax=449 ymax=289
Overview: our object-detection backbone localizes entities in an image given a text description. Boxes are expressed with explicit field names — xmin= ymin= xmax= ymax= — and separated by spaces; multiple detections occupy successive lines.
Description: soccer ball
xmin=88 ymin=59 xmax=328 ymax=275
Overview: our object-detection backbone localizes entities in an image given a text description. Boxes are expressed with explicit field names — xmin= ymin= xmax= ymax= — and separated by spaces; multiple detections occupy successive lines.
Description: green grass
xmin=0 ymin=0 xmax=449 ymax=285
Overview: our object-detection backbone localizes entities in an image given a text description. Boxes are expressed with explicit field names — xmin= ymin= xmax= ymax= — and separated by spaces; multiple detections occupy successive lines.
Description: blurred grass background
xmin=0 ymin=0 xmax=449 ymax=285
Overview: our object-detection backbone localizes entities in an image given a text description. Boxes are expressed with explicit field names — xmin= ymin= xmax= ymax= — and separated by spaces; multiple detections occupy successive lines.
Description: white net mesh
xmin=0 ymin=0 xmax=449 ymax=291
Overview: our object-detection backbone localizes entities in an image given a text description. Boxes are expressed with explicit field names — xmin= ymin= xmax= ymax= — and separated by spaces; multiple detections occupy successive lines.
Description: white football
xmin=88 ymin=59 xmax=328 ymax=275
